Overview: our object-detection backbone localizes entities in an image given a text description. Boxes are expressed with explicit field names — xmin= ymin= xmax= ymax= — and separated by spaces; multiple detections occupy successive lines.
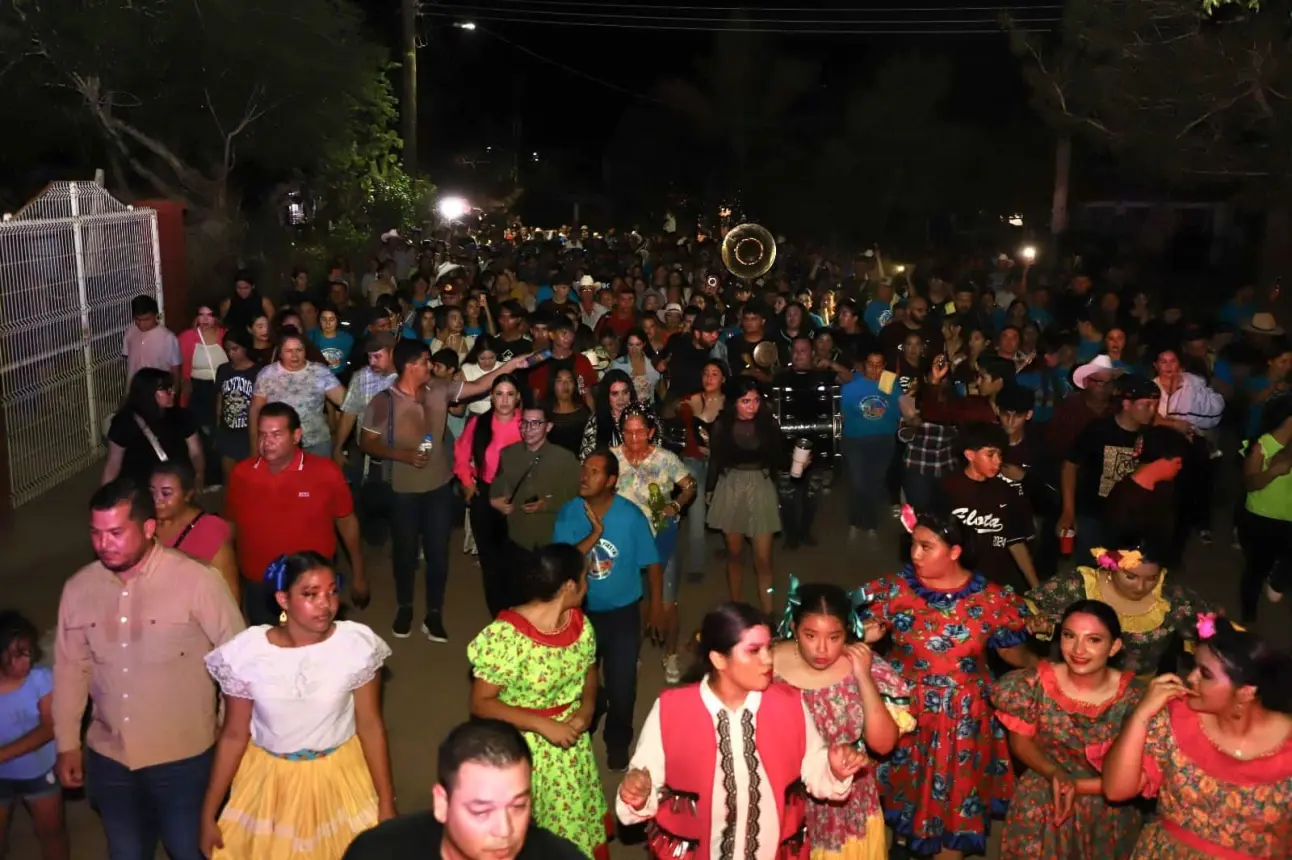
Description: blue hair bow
xmin=265 ymin=556 xmax=288 ymax=592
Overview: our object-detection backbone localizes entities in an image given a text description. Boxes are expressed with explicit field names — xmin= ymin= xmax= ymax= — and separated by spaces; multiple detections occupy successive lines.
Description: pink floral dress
xmin=797 ymin=662 xmax=914 ymax=860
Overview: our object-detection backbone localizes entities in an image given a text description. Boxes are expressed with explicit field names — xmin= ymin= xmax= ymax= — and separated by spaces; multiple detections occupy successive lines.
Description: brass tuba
xmin=721 ymin=222 xmax=777 ymax=280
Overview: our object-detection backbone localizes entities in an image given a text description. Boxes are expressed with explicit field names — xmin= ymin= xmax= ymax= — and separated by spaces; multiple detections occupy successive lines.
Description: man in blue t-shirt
xmin=552 ymin=449 xmax=661 ymax=771
xmin=863 ymin=280 xmax=895 ymax=335
xmin=839 ymin=348 xmax=903 ymax=536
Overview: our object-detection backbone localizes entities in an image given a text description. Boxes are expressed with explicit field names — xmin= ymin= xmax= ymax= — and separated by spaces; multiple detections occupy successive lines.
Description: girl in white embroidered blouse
xmin=198 ymin=552 xmax=396 ymax=860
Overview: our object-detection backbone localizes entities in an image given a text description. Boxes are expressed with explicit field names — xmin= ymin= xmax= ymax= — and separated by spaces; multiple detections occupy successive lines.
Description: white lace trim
xmin=205 ymin=653 xmax=254 ymax=698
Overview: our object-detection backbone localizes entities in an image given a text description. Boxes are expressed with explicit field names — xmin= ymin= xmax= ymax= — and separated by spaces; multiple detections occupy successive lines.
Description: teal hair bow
xmin=777 ymin=575 xmax=873 ymax=641
xmin=775 ymin=573 xmax=803 ymax=639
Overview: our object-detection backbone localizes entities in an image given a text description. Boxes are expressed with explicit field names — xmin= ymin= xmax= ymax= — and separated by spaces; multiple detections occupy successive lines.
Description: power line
xmin=434 ymin=4 xmax=1057 ymax=25
xmin=477 ymin=0 xmax=1063 ymax=10
xmin=425 ymin=10 xmax=1053 ymax=33
xmin=469 ymin=25 xmax=673 ymax=105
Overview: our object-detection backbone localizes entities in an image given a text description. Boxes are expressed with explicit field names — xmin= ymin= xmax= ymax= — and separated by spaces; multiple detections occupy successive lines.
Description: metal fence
xmin=0 ymin=182 xmax=164 ymax=506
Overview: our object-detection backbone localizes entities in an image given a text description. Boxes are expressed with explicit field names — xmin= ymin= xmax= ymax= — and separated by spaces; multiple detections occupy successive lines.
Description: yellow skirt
xmin=810 ymin=813 xmax=889 ymax=860
xmin=211 ymin=736 xmax=378 ymax=860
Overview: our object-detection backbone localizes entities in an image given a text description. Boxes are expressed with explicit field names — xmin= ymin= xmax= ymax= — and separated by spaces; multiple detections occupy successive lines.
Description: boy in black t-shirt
xmin=941 ymin=422 xmax=1039 ymax=591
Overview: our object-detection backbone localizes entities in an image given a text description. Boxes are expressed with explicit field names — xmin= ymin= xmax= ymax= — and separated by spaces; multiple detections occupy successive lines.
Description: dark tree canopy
xmin=1013 ymin=0 xmax=1292 ymax=201
xmin=0 ymin=0 xmax=393 ymax=217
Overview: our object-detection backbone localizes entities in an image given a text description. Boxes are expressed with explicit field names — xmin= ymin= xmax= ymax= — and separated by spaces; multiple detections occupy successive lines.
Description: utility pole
xmin=401 ymin=0 xmax=418 ymax=172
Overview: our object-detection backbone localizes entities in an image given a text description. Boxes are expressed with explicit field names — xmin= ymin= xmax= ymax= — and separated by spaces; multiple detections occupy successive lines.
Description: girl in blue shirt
xmin=0 ymin=611 xmax=65 ymax=859
xmin=307 ymin=304 xmax=355 ymax=375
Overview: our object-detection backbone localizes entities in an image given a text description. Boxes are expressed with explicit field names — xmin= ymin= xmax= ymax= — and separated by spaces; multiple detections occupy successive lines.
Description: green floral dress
xmin=1089 ymin=698 xmax=1292 ymax=860
xmin=992 ymin=662 xmax=1146 ymax=860
xmin=1024 ymin=568 xmax=1214 ymax=677
xmin=467 ymin=609 xmax=609 ymax=859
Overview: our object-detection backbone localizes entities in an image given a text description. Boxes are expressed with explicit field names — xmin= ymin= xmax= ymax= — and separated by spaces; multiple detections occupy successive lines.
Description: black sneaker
xmin=392 ymin=607 xmax=414 ymax=639
xmin=607 ymin=747 xmax=630 ymax=772
xmin=422 ymin=612 xmax=449 ymax=643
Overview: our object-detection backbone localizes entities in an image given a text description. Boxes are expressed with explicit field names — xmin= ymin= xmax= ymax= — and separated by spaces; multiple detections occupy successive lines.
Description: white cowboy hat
xmin=1244 ymin=312 xmax=1285 ymax=336
xmin=1073 ymin=354 xmax=1128 ymax=390
xmin=578 ymin=275 xmax=598 ymax=288
xmin=380 ymin=229 xmax=400 ymax=242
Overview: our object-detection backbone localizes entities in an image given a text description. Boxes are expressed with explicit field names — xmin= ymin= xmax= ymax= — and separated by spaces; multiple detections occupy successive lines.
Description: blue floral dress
xmin=856 ymin=566 xmax=1030 ymax=856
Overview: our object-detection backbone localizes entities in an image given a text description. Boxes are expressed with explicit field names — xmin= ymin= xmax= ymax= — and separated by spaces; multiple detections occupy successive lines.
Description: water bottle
xmin=648 ymin=482 xmax=668 ymax=531
xmin=418 ymin=433 xmax=434 ymax=454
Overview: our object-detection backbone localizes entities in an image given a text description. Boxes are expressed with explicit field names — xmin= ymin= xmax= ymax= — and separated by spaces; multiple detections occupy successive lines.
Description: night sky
xmin=362 ymin=0 xmax=1060 ymax=166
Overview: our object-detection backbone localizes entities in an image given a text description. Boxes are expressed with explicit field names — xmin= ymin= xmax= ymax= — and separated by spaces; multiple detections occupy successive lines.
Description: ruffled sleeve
xmin=870 ymin=655 xmax=916 ymax=736
xmin=466 ymin=621 xmax=520 ymax=689
xmin=1086 ymin=708 xmax=1169 ymax=798
xmin=987 ymin=586 xmax=1030 ymax=650
xmin=342 ymin=623 xmax=392 ymax=690
xmin=204 ymin=629 xmax=257 ymax=699
xmin=991 ymin=667 xmax=1040 ymax=737
xmin=1024 ymin=571 xmax=1085 ymax=640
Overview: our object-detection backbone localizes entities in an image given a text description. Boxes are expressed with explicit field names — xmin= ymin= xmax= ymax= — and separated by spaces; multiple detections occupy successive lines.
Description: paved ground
xmin=2 ymin=464 xmax=1287 ymax=859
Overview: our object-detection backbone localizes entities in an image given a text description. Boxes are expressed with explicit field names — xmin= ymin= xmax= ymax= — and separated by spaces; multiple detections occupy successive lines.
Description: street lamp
xmin=454 ymin=20 xmax=476 ymax=30
xmin=437 ymin=196 xmax=470 ymax=221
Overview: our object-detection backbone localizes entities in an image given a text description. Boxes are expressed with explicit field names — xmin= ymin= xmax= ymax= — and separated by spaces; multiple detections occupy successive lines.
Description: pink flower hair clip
xmin=899 ymin=504 xmax=918 ymax=535
xmin=1196 ymin=612 xmax=1217 ymax=640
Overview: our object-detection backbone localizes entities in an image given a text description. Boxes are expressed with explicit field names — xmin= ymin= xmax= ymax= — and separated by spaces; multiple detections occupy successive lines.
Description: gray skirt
xmin=707 ymin=468 xmax=781 ymax=537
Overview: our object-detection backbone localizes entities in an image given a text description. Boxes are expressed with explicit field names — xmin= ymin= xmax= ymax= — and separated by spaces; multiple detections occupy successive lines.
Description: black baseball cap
xmin=1115 ymin=375 xmax=1162 ymax=401
xmin=693 ymin=310 xmax=723 ymax=333
xmin=996 ymin=384 xmax=1035 ymax=415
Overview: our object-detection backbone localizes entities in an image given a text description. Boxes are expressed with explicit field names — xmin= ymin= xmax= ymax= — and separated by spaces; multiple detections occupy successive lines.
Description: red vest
xmin=650 ymin=682 xmax=808 ymax=860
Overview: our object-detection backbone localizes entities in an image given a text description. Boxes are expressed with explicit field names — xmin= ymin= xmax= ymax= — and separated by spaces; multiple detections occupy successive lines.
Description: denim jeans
xmin=343 ymin=462 xmax=391 ymax=548
xmin=656 ymin=519 xmax=681 ymax=602
xmin=776 ymin=464 xmax=828 ymax=543
xmin=390 ymin=481 xmax=455 ymax=615
xmin=587 ymin=601 xmax=641 ymax=757
xmin=87 ymin=747 xmax=212 ymax=860
xmin=682 ymin=457 xmax=709 ymax=574
xmin=470 ymin=485 xmax=513 ymax=617
xmin=841 ymin=435 xmax=896 ymax=529
xmin=902 ymin=469 xmax=944 ymax=516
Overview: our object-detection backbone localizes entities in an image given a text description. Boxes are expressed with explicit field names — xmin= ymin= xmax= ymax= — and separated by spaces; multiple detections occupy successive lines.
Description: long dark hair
xmin=465 ymin=334 xmax=500 ymax=367
xmin=681 ymin=602 xmax=771 ymax=684
xmin=1051 ymin=599 xmax=1125 ymax=668
xmin=593 ymin=369 xmax=637 ymax=449
xmin=470 ymin=373 xmax=524 ymax=472
xmin=1197 ymin=616 xmax=1292 ymax=714
xmin=125 ymin=367 xmax=174 ymax=426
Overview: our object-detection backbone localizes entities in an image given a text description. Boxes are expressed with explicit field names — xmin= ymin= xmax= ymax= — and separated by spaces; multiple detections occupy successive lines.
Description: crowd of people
xmin=0 ymin=224 xmax=1290 ymax=860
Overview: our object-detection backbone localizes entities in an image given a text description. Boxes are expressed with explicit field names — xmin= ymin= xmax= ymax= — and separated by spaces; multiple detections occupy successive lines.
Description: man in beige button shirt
xmin=53 ymin=478 xmax=243 ymax=860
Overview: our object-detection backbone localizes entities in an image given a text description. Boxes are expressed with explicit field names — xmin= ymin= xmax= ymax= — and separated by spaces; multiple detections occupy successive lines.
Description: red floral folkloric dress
xmin=992 ymin=662 xmax=1146 ymax=860
xmin=1091 ymin=697 xmax=1292 ymax=860
xmin=797 ymin=661 xmax=915 ymax=860
xmin=856 ymin=566 xmax=1029 ymax=856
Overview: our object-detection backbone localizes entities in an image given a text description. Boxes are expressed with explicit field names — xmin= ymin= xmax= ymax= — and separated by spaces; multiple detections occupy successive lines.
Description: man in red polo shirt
xmin=225 ymin=401 xmax=366 ymax=624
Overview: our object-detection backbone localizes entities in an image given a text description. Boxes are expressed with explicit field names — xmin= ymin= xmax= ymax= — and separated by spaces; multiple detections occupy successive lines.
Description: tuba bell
xmin=721 ymin=222 xmax=777 ymax=280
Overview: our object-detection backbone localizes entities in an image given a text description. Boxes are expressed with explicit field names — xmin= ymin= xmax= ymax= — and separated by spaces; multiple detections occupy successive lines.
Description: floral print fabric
xmin=1025 ymin=568 xmax=1214 ymax=677
xmin=253 ymin=362 xmax=339 ymax=448
xmin=855 ymin=566 xmax=1029 ymax=856
xmin=798 ymin=666 xmax=915 ymax=856
xmin=1090 ymin=698 xmax=1292 ymax=860
xmin=466 ymin=610 xmax=609 ymax=859
xmin=992 ymin=663 xmax=1146 ymax=860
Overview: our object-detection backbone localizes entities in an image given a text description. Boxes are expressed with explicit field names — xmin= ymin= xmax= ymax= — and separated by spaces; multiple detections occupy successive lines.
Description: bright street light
xmin=454 ymin=20 xmax=476 ymax=30
xmin=437 ymin=196 xmax=470 ymax=220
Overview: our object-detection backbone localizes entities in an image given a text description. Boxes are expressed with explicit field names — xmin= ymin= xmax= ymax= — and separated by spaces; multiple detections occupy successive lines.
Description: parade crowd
xmin=0 ymin=225 xmax=1290 ymax=860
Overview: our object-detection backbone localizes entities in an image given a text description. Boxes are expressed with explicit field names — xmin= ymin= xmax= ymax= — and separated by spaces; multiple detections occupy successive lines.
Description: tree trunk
xmin=401 ymin=0 xmax=418 ymax=172
xmin=1051 ymin=135 xmax=1072 ymax=241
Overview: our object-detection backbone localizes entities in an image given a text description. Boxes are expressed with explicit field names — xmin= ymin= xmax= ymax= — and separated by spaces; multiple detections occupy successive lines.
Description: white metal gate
xmin=0 ymin=182 xmax=164 ymax=506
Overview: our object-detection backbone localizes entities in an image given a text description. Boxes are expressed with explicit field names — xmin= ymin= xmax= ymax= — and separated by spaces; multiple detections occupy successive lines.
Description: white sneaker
xmin=663 ymin=654 xmax=682 ymax=684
